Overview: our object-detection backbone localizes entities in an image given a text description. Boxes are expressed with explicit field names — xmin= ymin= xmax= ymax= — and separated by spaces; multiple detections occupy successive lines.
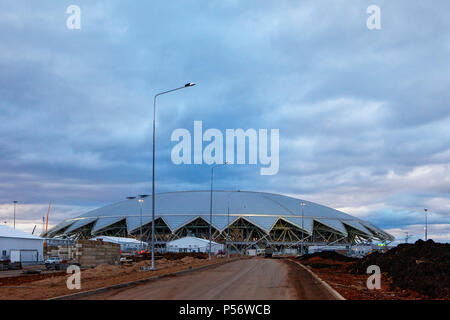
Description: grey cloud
xmin=0 ymin=1 xmax=449 ymax=239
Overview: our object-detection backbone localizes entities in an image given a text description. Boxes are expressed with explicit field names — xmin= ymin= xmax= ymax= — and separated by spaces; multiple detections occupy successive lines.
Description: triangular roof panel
xmin=244 ymin=216 xmax=279 ymax=232
xmin=64 ymin=218 xmax=97 ymax=234
xmin=342 ymin=220 xmax=372 ymax=236
xmin=315 ymin=218 xmax=348 ymax=236
xmin=92 ymin=217 xmax=125 ymax=234
xmin=199 ymin=215 xmax=240 ymax=231
xmin=281 ymin=217 xmax=314 ymax=234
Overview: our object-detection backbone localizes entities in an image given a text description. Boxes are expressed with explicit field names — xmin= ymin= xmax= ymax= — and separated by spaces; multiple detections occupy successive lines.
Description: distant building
xmin=90 ymin=236 xmax=144 ymax=252
xmin=166 ymin=236 xmax=223 ymax=254
xmin=0 ymin=225 xmax=44 ymax=264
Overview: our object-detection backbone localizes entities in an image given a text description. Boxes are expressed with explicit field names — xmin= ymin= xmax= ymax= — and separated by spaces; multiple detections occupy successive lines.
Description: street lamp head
xmin=138 ymin=199 xmax=144 ymax=203
xmin=139 ymin=194 xmax=149 ymax=199
xmin=424 ymin=208 xmax=428 ymax=212
xmin=126 ymin=197 xmax=136 ymax=200
xmin=13 ymin=201 xmax=18 ymax=204
xmin=300 ymin=202 xmax=306 ymax=206
xmin=185 ymin=82 xmax=196 ymax=87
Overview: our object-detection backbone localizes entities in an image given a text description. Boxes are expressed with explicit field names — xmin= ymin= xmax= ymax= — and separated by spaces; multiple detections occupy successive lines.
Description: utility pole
xmin=152 ymin=83 xmax=195 ymax=270
xmin=405 ymin=232 xmax=411 ymax=243
xmin=13 ymin=201 xmax=18 ymax=229
xmin=139 ymin=198 xmax=144 ymax=251
xmin=300 ymin=202 xmax=306 ymax=255
xmin=424 ymin=208 xmax=428 ymax=241
xmin=227 ymin=201 xmax=230 ymax=259
xmin=138 ymin=194 xmax=149 ymax=251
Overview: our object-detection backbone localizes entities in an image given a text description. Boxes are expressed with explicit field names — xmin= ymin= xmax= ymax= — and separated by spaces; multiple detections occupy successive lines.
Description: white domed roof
xmin=46 ymin=190 xmax=394 ymax=241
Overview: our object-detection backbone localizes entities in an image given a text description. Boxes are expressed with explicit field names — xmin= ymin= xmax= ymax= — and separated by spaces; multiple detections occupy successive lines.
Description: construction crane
xmin=404 ymin=232 xmax=414 ymax=243
xmin=45 ymin=201 xmax=52 ymax=233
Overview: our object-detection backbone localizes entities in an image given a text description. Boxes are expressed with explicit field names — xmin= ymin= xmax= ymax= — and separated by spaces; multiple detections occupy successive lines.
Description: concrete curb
xmin=48 ymin=258 xmax=242 ymax=300
xmin=288 ymin=259 xmax=346 ymax=300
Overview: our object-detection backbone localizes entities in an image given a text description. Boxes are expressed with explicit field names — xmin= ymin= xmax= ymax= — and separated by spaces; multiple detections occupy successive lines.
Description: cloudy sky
xmin=0 ymin=0 xmax=449 ymax=243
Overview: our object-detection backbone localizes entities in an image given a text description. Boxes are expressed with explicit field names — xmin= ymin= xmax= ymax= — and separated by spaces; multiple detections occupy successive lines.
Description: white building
xmin=0 ymin=225 xmax=44 ymax=264
xmin=166 ymin=236 xmax=224 ymax=254
xmin=90 ymin=236 xmax=145 ymax=252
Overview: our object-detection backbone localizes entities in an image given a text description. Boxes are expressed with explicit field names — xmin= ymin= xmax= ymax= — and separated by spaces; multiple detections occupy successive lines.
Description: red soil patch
xmin=290 ymin=244 xmax=449 ymax=300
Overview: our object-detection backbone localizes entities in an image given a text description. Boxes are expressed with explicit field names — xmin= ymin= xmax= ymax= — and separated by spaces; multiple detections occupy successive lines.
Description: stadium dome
xmin=44 ymin=191 xmax=394 ymax=249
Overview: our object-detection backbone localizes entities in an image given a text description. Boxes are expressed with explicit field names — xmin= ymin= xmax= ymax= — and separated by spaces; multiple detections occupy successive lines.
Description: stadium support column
xmin=209 ymin=163 xmax=228 ymax=261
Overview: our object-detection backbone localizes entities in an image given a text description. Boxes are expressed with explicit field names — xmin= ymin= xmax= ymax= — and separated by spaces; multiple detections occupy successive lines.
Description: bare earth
xmin=84 ymin=258 xmax=336 ymax=300
xmin=0 ymin=256 xmax=226 ymax=299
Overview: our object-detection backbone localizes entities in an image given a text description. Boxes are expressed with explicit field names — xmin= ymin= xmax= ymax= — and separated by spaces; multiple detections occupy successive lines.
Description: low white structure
xmin=0 ymin=225 xmax=44 ymax=264
xmin=90 ymin=236 xmax=145 ymax=252
xmin=166 ymin=236 xmax=223 ymax=254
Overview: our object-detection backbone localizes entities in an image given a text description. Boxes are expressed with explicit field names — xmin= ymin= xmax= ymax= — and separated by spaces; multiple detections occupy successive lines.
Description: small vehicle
xmin=264 ymin=247 xmax=273 ymax=258
xmin=45 ymin=257 xmax=63 ymax=270
xmin=45 ymin=257 xmax=62 ymax=264
xmin=256 ymin=248 xmax=265 ymax=256
xmin=272 ymin=251 xmax=281 ymax=258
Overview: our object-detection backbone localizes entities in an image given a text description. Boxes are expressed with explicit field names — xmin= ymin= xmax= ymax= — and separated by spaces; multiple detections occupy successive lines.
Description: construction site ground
xmin=0 ymin=255 xmax=237 ymax=300
xmin=292 ymin=256 xmax=406 ymax=300
xmin=293 ymin=241 xmax=449 ymax=300
xmin=1 ymin=240 xmax=447 ymax=300
xmin=83 ymin=258 xmax=336 ymax=300
xmin=0 ymin=256 xmax=337 ymax=300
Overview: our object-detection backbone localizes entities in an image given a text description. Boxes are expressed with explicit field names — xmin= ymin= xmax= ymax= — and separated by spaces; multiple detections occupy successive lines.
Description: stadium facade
xmin=44 ymin=191 xmax=394 ymax=251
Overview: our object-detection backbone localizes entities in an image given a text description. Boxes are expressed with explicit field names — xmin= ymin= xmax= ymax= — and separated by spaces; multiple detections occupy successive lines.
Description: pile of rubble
xmin=299 ymin=251 xmax=358 ymax=263
xmin=352 ymin=240 xmax=450 ymax=299
xmin=297 ymin=251 xmax=358 ymax=269
xmin=162 ymin=252 xmax=208 ymax=260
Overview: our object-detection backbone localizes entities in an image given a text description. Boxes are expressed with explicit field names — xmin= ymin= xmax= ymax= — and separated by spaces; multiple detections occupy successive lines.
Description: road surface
xmin=84 ymin=258 xmax=336 ymax=300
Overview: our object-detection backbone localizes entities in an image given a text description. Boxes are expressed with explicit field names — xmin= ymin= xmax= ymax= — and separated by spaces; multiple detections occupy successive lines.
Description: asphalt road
xmin=84 ymin=258 xmax=337 ymax=300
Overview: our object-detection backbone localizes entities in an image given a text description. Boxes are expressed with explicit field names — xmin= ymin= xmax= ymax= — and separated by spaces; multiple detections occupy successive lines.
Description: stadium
xmin=44 ymin=191 xmax=394 ymax=251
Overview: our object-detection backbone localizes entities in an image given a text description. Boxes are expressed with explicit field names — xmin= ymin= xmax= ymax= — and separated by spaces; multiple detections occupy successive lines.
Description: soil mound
xmin=299 ymin=251 xmax=358 ymax=263
xmin=352 ymin=240 xmax=450 ymax=299
xmin=162 ymin=252 xmax=208 ymax=260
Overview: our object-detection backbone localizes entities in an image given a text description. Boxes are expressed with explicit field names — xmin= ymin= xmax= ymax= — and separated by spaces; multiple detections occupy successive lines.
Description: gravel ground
xmin=0 ymin=256 xmax=231 ymax=300
xmin=83 ymin=258 xmax=336 ymax=300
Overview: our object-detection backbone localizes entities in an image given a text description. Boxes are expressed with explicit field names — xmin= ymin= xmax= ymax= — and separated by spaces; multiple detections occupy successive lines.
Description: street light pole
xmin=209 ymin=163 xmax=227 ymax=261
xmin=152 ymin=83 xmax=195 ymax=270
xmin=138 ymin=194 xmax=149 ymax=252
xmin=227 ymin=201 xmax=230 ymax=259
xmin=300 ymin=202 xmax=306 ymax=255
xmin=126 ymin=196 xmax=137 ymax=250
xmin=138 ymin=198 xmax=144 ymax=251
xmin=424 ymin=208 xmax=428 ymax=241
xmin=13 ymin=201 xmax=18 ymax=229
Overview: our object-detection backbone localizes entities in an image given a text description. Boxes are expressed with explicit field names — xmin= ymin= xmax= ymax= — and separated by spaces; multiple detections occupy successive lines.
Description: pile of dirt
xmin=162 ymin=252 xmax=208 ymax=260
xmin=298 ymin=251 xmax=359 ymax=263
xmin=180 ymin=256 xmax=196 ymax=264
xmin=0 ymin=272 xmax=65 ymax=286
xmin=352 ymin=240 xmax=450 ymax=299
